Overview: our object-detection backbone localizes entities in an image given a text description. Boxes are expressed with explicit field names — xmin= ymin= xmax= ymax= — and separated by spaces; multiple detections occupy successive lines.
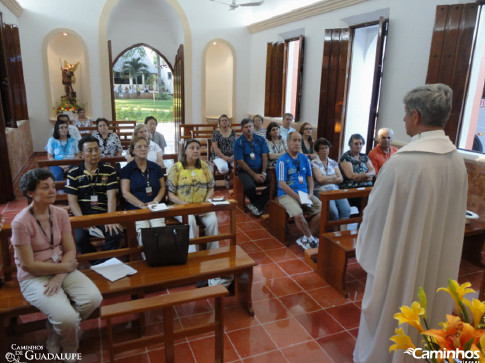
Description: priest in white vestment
xmin=353 ymin=84 xmax=468 ymax=363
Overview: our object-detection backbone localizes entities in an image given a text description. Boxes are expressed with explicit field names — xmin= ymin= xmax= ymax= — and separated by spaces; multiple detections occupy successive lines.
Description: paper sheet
xmin=209 ymin=199 xmax=230 ymax=206
xmin=298 ymin=191 xmax=313 ymax=207
xmin=90 ymin=258 xmax=137 ymax=282
xmin=148 ymin=203 xmax=170 ymax=212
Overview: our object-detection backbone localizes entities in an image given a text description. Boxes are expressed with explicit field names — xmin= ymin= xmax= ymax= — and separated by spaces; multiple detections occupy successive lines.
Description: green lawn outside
xmin=114 ymin=99 xmax=174 ymax=122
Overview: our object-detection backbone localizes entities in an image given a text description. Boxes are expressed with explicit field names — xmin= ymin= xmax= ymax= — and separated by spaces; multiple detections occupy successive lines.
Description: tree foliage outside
xmin=122 ymin=57 xmax=148 ymax=83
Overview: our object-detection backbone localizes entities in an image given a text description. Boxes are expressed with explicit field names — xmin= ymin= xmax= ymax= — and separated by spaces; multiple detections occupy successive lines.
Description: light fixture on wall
xmin=209 ymin=0 xmax=264 ymax=11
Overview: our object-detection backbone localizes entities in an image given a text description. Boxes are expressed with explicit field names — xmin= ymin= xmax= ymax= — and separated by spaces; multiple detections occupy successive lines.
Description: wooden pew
xmin=102 ymin=285 xmax=227 ymax=363
xmin=313 ymin=187 xmax=372 ymax=297
xmin=36 ymin=156 xmax=127 ymax=169
xmin=0 ymin=200 xmax=255 ymax=351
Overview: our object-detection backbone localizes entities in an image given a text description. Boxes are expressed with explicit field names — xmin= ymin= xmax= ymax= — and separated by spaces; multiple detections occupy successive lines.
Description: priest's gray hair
xmin=403 ymin=83 xmax=453 ymax=128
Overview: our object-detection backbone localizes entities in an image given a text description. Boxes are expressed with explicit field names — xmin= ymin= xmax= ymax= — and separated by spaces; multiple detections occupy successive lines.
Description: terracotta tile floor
xmin=1 ymin=155 xmax=484 ymax=362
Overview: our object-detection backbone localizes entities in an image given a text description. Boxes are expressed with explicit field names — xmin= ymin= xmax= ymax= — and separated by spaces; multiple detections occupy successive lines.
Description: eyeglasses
xmin=59 ymin=126 xmax=68 ymax=130
xmin=134 ymin=145 xmax=149 ymax=150
xmin=304 ymin=128 xmax=312 ymax=131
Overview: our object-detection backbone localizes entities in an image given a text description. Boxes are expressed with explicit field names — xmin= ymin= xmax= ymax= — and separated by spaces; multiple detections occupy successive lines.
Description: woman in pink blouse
xmin=11 ymin=168 xmax=102 ymax=362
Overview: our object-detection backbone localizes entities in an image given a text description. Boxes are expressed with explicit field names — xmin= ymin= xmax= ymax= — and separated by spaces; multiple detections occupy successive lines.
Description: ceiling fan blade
xmin=210 ymin=0 xmax=234 ymax=6
xmin=239 ymin=0 xmax=264 ymax=6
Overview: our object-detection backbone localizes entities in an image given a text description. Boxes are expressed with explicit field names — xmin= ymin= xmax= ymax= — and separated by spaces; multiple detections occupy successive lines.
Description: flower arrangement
xmin=390 ymin=279 xmax=485 ymax=362
xmin=53 ymin=96 xmax=83 ymax=114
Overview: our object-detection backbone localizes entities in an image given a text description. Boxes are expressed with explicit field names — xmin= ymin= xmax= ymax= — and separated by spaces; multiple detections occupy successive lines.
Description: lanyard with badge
xmin=29 ymin=207 xmax=59 ymax=263
xmin=248 ymin=140 xmax=256 ymax=159
xmin=88 ymin=168 xmax=100 ymax=205
xmin=139 ymin=168 xmax=152 ymax=196
xmin=291 ymin=156 xmax=304 ymax=184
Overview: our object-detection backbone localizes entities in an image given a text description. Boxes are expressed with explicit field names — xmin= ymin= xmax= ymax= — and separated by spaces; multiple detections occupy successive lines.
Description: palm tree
xmin=122 ymin=57 xmax=148 ymax=85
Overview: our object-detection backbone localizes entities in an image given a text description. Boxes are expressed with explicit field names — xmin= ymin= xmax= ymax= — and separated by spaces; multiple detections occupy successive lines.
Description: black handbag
xmin=140 ymin=225 xmax=190 ymax=267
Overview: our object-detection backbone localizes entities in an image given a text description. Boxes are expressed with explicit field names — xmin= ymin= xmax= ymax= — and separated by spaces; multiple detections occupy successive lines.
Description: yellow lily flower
xmin=464 ymin=299 xmax=485 ymax=328
xmin=394 ymin=301 xmax=425 ymax=332
xmin=437 ymin=280 xmax=475 ymax=313
xmin=389 ymin=327 xmax=416 ymax=352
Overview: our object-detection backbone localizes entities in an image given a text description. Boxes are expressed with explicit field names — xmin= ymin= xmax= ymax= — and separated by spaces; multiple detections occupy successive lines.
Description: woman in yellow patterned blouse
xmin=167 ymin=139 xmax=232 ymax=287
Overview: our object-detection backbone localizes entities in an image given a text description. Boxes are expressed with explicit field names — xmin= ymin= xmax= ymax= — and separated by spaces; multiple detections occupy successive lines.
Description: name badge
xmin=52 ymin=251 xmax=60 ymax=263
xmin=298 ymin=175 xmax=304 ymax=184
xmin=90 ymin=195 xmax=98 ymax=205
xmin=146 ymin=186 xmax=153 ymax=196
xmin=250 ymin=152 xmax=255 ymax=159
xmin=191 ymin=171 xmax=196 ymax=177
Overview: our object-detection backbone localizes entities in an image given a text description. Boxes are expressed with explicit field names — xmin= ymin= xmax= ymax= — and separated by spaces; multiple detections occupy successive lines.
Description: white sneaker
xmin=247 ymin=203 xmax=262 ymax=216
xmin=45 ymin=321 xmax=61 ymax=354
xmin=296 ymin=236 xmax=312 ymax=249
xmin=308 ymin=236 xmax=319 ymax=248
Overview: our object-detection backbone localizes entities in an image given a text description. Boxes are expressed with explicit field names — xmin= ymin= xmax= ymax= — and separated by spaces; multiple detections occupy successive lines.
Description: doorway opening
xmin=342 ymin=22 xmax=385 ymax=153
xmin=112 ymin=44 xmax=176 ymax=152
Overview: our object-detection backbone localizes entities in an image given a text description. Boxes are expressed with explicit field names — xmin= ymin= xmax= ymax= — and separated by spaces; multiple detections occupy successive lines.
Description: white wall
xmin=247 ymin=0 xmax=474 ymax=146
xmin=17 ymin=0 xmax=105 ymax=151
xmin=205 ymin=42 xmax=233 ymax=118
xmin=12 ymin=0 xmax=476 ymax=151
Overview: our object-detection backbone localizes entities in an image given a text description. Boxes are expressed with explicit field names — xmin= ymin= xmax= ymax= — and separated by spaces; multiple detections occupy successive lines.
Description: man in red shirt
xmin=368 ymin=128 xmax=397 ymax=174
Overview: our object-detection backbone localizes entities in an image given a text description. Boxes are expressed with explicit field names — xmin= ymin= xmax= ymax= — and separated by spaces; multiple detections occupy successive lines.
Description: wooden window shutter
xmin=264 ymin=42 xmax=284 ymax=117
xmin=426 ymin=3 xmax=478 ymax=143
xmin=317 ymin=28 xmax=350 ymax=161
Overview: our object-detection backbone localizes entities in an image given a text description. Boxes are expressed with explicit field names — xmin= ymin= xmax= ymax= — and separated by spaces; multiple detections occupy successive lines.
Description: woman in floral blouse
xmin=91 ymin=118 xmax=122 ymax=157
xmin=339 ymin=133 xmax=375 ymax=189
xmin=167 ymin=138 xmax=232 ymax=287
xmin=265 ymin=121 xmax=287 ymax=167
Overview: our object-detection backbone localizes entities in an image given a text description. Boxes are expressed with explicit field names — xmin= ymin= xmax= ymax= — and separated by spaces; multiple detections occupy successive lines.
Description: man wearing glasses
xmin=65 ymin=135 xmax=123 ymax=263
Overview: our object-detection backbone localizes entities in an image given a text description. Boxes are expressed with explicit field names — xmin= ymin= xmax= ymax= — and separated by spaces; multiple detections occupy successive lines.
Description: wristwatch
xmin=262 ymin=172 xmax=267 ymax=176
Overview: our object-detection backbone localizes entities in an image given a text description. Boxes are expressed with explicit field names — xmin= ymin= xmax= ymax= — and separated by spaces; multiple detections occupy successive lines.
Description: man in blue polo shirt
xmin=276 ymin=131 xmax=321 ymax=249
xmin=65 ymin=135 xmax=123 ymax=261
xmin=234 ymin=118 xmax=269 ymax=216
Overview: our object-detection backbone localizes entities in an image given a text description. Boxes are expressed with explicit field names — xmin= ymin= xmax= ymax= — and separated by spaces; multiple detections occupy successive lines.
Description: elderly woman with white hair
xmin=126 ymin=123 xmax=165 ymax=168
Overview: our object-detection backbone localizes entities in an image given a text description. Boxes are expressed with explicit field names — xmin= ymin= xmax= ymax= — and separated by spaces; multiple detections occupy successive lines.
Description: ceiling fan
xmin=210 ymin=0 xmax=264 ymax=11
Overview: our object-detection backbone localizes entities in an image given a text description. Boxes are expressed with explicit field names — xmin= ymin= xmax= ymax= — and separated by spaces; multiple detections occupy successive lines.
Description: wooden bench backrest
xmin=77 ymin=126 xmax=135 ymax=132
xmin=36 ymin=156 xmax=127 ymax=168
xmin=319 ymin=187 xmax=373 ymax=232
xmin=0 ymin=200 xmax=237 ymax=282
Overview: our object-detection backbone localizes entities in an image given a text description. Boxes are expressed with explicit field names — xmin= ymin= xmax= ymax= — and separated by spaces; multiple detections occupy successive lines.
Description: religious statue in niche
xmin=53 ymin=60 xmax=84 ymax=116
xmin=61 ymin=60 xmax=79 ymax=102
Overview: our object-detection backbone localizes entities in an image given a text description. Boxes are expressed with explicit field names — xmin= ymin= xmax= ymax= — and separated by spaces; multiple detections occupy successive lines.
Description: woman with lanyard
xmin=167 ymin=139 xmax=233 ymax=288
xmin=91 ymin=118 xmax=122 ymax=157
xmin=45 ymin=118 xmax=80 ymax=181
xmin=120 ymin=135 xmax=166 ymax=247
xmin=311 ymin=138 xmax=351 ymax=222
xmin=11 ymin=168 xmax=102 ymax=361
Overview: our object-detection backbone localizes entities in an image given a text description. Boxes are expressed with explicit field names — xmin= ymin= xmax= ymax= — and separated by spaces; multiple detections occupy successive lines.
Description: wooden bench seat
xmin=102 ymin=284 xmax=227 ymax=363
xmin=0 ymin=200 xmax=255 ymax=352
xmin=310 ymin=188 xmax=371 ymax=297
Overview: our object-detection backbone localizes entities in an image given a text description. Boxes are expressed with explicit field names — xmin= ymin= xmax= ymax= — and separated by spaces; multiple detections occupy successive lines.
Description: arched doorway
xmin=112 ymin=44 xmax=176 ymax=151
